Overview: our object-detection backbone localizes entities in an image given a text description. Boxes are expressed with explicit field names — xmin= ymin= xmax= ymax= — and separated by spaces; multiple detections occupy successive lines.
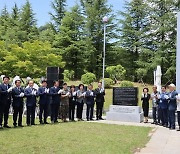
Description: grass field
xmin=67 ymin=81 xmax=153 ymax=110
xmin=0 ymin=117 xmax=151 ymax=154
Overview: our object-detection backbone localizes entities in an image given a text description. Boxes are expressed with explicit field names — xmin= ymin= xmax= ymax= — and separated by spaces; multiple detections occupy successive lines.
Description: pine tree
xmin=39 ymin=22 xmax=56 ymax=43
xmin=19 ymin=0 xmax=39 ymax=42
xmin=80 ymin=0 xmax=115 ymax=79
xmin=0 ymin=6 xmax=10 ymax=41
xmin=53 ymin=5 xmax=95 ymax=78
xmin=146 ymin=0 xmax=180 ymax=83
xmin=49 ymin=0 xmax=66 ymax=30
xmin=119 ymin=0 xmax=150 ymax=81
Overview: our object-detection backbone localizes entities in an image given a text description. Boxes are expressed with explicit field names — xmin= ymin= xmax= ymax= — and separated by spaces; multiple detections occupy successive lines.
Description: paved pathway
xmin=89 ymin=119 xmax=180 ymax=154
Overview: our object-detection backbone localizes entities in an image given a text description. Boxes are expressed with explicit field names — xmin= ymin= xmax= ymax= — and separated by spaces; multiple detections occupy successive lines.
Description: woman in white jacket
xmin=176 ymin=94 xmax=180 ymax=131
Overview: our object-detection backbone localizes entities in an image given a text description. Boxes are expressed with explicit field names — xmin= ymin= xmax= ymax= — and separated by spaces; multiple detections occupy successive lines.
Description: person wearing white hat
xmin=167 ymin=84 xmax=178 ymax=130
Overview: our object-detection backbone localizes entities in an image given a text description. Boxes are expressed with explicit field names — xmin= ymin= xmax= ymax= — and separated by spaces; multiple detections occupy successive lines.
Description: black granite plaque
xmin=113 ymin=87 xmax=138 ymax=106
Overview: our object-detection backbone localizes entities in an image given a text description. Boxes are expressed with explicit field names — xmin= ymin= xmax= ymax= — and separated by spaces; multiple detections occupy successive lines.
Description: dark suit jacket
xmin=85 ymin=90 xmax=95 ymax=105
xmin=0 ymin=83 xmax=11 ymax=104
xmin=24 ymin=87 xmax=37 ymax=107
xmin=12 ymin=87 xmax=24 ymax=107
xmin=50 ymin=86 xmax=61 ymax=105
xmin=95 ymin=88 xmax=105 ymax=103
xmin=38 ymin=87 xmax=50 ymax=105
xmin=168 ymin=91 xmax=178 ymax=111
xmin=159 ymin=92 xmax=168 ymax=109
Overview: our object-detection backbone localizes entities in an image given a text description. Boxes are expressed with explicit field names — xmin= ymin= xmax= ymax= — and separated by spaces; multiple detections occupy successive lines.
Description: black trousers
xmin=69 ymin=102 xmax=75 ymax=121
xmin=13 ymin=105 xmax=23 ymax=126
xmin=157 ymin=107 xmax=161 ymax=123
xmin=50 ymin=104 xmax=59 ymax=122
xmin=0 ymin=102 xmax=11 ymax=126
xmin=86 ymin=103 xmax=94 ymax=120
xmin=39 ymin=104 xmax=48 ymax=123
xmin=77 ymin=102 xmax=84 ymax=119
xmin=26 ymin=106 xmax=36 ymax=125
xmin=160 ymin=108 xmax=168 ymax=125
xmin=96 ymin=101 xmax=104 ymax=119
xmin=152 ymin=107 xmax=157 ymax=122
xmin=177 ymin=111 xmax=180 ymax=128
xmin=168 ymin=110 xmax=176 ymax=129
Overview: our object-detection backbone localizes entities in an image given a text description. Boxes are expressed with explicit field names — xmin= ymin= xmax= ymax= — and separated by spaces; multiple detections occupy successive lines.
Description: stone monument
xmin=106 ymin=87 xmax=143 ymax=123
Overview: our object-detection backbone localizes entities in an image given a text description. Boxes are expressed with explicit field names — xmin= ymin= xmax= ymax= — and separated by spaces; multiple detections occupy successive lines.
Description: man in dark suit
xmin=159 ymin=86 xmax=168 ymax=127
xmin=0 ymin=76 xmax=12 ymax=128
xmin=38 ymin=80 xmax=50 ymax=124
xmin=24 ymin=80 xmax=37 ymax=126
xmin=50 ymin=81 xmax=61 ymax=123
xmin=167 ymin=84 xmax=178 ymax=130
xmin=95 ymin=82 xmax=105 ymax=120
xmin=85 ymin=84 xmax=95 ymax=121
xmin=12 ymin=80 xmax=24 ymax=127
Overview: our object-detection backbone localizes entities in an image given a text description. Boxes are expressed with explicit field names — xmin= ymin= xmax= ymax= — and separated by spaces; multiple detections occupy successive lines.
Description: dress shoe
xmin=4 ymin=125 xmax=11 ymax=128
xmin=44 ymin=122 xmax=49 ymax=124
xmin=0 ymin=125 xmax=3 ymax=129
xmin=169 ymin=127 xmax=175 ymax=130
xmin=14 ymin=125 xmax=17 ymax=128
xmin=18 ymin=125 xmax=24 ymax=127
xmin=99 ymin=117 xmax=104 ymax=120
xmin=90 ymin=119 xmax=94 ymax=121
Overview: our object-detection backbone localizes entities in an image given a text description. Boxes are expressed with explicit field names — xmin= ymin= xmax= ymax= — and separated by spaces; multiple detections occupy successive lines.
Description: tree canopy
xmin=0 ymin=0 xmax=179 ymax=84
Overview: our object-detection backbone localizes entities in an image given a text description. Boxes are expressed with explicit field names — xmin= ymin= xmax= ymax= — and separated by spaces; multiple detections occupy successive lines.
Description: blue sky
xmin=0 ymin=0 xmax=125 ymax=26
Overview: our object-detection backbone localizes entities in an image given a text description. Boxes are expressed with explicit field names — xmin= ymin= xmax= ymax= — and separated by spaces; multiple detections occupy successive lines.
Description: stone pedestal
xmin=106 ymin=105 xmax=143 ymax=123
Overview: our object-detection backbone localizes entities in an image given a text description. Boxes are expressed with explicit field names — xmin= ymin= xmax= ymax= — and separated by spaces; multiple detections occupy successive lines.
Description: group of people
xmin=141 ymin=84 xmax=180 ymax=131
xmin=0 ymin=76 xmax=105 ymax=129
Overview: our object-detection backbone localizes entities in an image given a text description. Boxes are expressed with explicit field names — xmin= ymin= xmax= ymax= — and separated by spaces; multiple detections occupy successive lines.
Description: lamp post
xmin=102 ymin=16 xmax=108 ymax=89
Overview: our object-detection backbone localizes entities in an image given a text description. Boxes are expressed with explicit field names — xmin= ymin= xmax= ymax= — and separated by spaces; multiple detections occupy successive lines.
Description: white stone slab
xmin=106 ymin=105 xmax=144 ymax=123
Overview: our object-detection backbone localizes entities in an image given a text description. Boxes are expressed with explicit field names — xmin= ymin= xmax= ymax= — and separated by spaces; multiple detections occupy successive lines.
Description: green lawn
xmin=0 ymin=117 xmax=151 ymax=154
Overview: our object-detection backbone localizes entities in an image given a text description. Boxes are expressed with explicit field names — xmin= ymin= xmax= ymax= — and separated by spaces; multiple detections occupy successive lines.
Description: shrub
xmin=119 ymin=80 xmax=134 ymax=87
xmin=81 ymin=72 xmax=96 ymax=84
xmin=101 ymin=78 xmax=114 ymax=88
xmin=106 ymin=65 xmax=126 ymax=82
xmin=63 ymin=70 xmax=75 ymax=81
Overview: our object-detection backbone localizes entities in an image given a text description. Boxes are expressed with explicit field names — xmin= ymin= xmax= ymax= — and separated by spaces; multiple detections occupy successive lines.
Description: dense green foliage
xmin=63 ymin=69 xmax=75 ymax=81
xmin=0 ymin=40 xmax=65 ymax=77
xmin=120 ymin=81 xmax=134 ymax=87
xmin=106 ymin=65 xmax=126 ymax=83
xmin=81 ymin=72 xmax=96 ymax=84
xmin=0 ymin=0 xmax=179 ymax=83
xmin=102 ymin=78 xmax=114 ymax=88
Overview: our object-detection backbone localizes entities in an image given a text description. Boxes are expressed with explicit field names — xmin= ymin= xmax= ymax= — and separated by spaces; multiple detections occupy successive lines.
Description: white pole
xmin=177 ymin=12 xmax=180 ymax=92
xmin=102 ymin=23 xmax=106 ymax=89
xmin=154 ymin=70 xmax=156 ymax=85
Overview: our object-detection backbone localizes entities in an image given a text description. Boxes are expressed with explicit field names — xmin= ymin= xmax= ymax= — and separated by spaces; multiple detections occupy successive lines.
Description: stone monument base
xmin=106 ymin=105 xmax=144 ymax=123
